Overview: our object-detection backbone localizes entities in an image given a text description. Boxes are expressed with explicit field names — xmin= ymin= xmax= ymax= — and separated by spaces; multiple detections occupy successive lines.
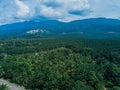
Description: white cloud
xmin=0 ymin=0 xmax=120 ymax=25
xmin=14 ymin=0 xmax=30 ymax=17
xmin=31 ymin=0 xmax=91 ymax=20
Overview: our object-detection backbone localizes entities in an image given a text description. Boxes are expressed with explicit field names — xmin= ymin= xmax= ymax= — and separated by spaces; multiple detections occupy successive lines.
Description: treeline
xmin=0 ymin=37 xmax=120 ymax=90
xmin=0 ymin=37 xmax=120 ymax=55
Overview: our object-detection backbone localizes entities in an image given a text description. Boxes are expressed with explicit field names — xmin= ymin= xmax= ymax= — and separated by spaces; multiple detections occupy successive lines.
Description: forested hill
xmin=0 ymin=18 xmax=120 ymax=38
xmin=0 ymin=37 xmax=120 ymax=90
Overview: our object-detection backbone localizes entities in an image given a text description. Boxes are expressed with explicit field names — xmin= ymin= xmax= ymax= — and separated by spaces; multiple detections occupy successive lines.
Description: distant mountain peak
xmin=0 ymin=18 xmax=120 ymax=38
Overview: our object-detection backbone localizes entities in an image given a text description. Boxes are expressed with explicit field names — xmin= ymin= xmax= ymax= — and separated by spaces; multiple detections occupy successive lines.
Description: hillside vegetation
xmin=0 ymin=37 xmax=120 ymax=90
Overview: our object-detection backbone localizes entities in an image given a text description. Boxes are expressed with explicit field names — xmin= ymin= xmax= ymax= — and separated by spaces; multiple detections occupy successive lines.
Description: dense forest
xmin=0 ymin=84 xmax=9 ymax=90
xmin=0 ymin=36 xmax=120 ymax=90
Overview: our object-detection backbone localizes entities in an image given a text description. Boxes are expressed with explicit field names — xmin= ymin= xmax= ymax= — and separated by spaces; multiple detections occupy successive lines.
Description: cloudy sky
xmin=0 ymin=0 xmax=120 ymax=25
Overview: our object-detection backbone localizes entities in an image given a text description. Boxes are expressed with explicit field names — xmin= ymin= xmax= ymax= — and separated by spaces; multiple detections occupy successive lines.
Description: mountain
xmin=0 ymin=18 xmax=120 ymax=38
xmin=0 ymin=20 xmax=64 ymax=36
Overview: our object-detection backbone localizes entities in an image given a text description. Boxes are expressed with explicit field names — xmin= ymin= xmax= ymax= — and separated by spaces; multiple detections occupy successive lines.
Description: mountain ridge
xmin=0 ymin=18 xmax=120 ymax=38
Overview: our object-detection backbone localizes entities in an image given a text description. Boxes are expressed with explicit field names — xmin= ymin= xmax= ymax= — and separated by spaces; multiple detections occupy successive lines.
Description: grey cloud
xmin=43 ymin=1 xmax=62 ymax=8
xmin=69 ymin=9 xmax=92 ymax=16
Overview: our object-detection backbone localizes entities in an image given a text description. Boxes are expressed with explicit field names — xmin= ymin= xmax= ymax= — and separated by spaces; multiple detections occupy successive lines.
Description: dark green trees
xmin=0 ymin=37 xmax=120 ymax=90
xmin=0 ymin=84 xmax=10 ymax=90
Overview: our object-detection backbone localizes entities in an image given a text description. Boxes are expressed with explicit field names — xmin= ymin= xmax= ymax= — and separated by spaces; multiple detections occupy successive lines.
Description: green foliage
xmin=0 ymin=65 xmax=4 ymax=77
xmin=113 ymin=87 xmax=120 ymax=90
xmin=105 ymin=64 xmax=120 ymax=86
xmin=0 ymin=37 xmax=120 ymax=90
xmin=72 ymin=80 xmax=87 ymax=90
xmin=0 ymin=84 xmax=10 ymax=90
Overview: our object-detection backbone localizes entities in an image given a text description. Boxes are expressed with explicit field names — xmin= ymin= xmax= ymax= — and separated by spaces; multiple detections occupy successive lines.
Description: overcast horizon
xmin=0 ymin=0 xmax=120 ymax=25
